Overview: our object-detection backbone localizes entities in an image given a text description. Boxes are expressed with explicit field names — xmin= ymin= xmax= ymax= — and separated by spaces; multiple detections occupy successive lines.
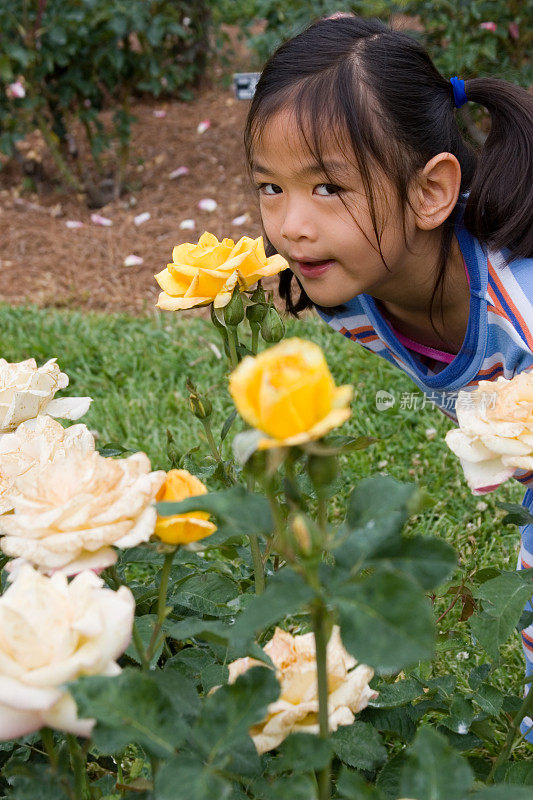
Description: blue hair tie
xmin=450 ymin=76 xmax=467 ymax=108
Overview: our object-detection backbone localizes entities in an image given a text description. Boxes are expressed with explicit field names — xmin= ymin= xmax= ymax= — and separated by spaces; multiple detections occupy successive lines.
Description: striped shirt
xmin=316 ymin=202 xmax=533 ymax=488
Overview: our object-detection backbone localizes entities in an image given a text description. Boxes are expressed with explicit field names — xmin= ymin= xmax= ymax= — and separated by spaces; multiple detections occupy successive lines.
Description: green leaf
xmin=336 ymin=569 xmax=435 ymax=672
xmin=232 ymin=567 xmax=315 ymax=640
xmin=248 ymin=775 xmax=317 ymax=799
xmin=193 ymin=666 xmax=279 ymax=767
xmin=157 ymin=486 xmax=273 ymax=541
xmin=220 ymin=408 xmax=238 ymax=441
xmin=3 ymin=764 xmax=71 ymax=799
xmin=468 ymin=664 xmax=492 ymax=690
xmin=171 ymin=572 xmax=240 ymax=616
xmin=470 ymin=571 xmax=533 ymax=660
xmin=154 ymin=755 xmax=232 ymax=800
xmin=166 ymin=618 xmax=232 ymax=648
xmin=473 ymin=788 xmax=533 ymax=799
xmin=368 ymin=536 xmax=456 ymax=590
xmin=271 ymin=732 xmax=332 ymax=774
xmin=332 ymin=721 xmax=387 ymax=770
xmin=496 ymin=501 xmax=533 ymax=526
xmin=363 ymin=706 xmax=417 ymax=742
xmin=336 ymin=766 xmax=385 ymax=799
xmin=474 ymin=684 xmax=504 ymax=717
xmin=399 ymin=726 xmax=474 ymax=800
xmin=69 ymin=668 xmax=196 ymax=756
xmin=376 ymin=752 xmax=408 ymax=798
xmin=369 ymin=678 xmax=426 ymax=708
xmin=335 ymin=478 xmax=415 ymax=568
xmin=494 ymin=761 xmax=533 ymax=785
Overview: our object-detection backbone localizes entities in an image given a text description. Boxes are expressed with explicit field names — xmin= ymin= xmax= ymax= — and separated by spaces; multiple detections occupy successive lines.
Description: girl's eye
xmin=315 ymin=183 xmax=343 ymax=196
xmin=257 ymin=183 xmax=282 ymax=195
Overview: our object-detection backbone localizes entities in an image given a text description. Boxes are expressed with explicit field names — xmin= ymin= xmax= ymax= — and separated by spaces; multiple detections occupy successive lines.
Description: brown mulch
xmin=0 ymin=86 xmax=267 ymax=314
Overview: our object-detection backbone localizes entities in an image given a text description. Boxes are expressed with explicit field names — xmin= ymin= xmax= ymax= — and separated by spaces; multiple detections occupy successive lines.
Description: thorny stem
xmin=487 ymin=684 xmax=533 ymax=782
xmin=201 ymin=417 xmax=222 ymax=463
xmin=40 ymin=727 xmax=58 ymax=771
xmin=146 ymin=549 xmax=177 ymax=663
xmin=311 ymin=599 xmax=331 ymax=800
xmin=250 ymin=322 xmax=260 ymax=355
xmin=67 ymin=735 xmax=90 ymax=800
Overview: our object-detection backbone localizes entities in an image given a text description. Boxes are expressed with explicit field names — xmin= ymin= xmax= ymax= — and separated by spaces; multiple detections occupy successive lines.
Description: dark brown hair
xmin=244 ymin=16 xmax=533 ymax=336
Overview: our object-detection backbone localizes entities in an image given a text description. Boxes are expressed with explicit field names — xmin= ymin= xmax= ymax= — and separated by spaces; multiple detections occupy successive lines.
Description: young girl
xmin=243 ymin=15 xmax=533 ymax=737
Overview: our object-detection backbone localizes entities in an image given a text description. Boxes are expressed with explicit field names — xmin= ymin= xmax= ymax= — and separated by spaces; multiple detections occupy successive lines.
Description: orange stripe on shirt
xmin=488 ymin=259 xmax=533 ymax=351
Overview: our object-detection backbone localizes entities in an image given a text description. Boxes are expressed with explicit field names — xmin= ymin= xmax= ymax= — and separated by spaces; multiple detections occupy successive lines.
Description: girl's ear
xmin=411 ymin=153 xmax=462 ymax=230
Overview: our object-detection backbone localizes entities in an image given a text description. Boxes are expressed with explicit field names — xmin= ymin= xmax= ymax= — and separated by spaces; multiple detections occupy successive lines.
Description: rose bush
xmin=229 ymin=338 xmax=353 ymax=448
xmin=0 ymin=564 xmax=134 ymax=739
xmin=154 ymin=469 xmax=217 ymax=544
xmin=0 ymin=358 xmax=92 ymax=433
xmin=154 ymin=232 xmax=288 ymax=310
xmin=224 ymin=626 xmax=376 ymax=754
xmin=445 ymin=372 xmax=533 ymax=493
xmin=0 ymin=416 xmax=95 ymax=514
xmin=0 ymin=450 xmax=165 ymax=573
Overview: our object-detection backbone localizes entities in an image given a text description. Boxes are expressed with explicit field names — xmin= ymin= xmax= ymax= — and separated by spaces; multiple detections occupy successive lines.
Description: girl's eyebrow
xmin=251 ymin=160 xmax=351 ymax=177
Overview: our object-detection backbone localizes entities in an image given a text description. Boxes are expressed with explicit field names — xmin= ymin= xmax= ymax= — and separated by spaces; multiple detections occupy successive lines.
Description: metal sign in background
xmin=233 ymin=72 xmax=261 ymax=100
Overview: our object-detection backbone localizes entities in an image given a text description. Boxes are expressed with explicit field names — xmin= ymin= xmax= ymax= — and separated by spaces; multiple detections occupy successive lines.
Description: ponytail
xmin=463 ymin=78 xmax=533 ymax=258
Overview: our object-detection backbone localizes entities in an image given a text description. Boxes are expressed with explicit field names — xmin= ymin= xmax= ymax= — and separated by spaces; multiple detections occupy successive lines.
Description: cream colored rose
xmin=155 ymin=231 xmax=288 ymax=310
xmin=0 ymin=358 xmax=92 ymax=433
xmin=226 ymin=626 xmax=376 ymax=754
xmin=0 ymin=563 xmax=134 ymax=739
xmin=0 ymin=415 xmax=95 ymax=514
xmin=0 ymin=450 xmax=165 ymax=573
xmin=445 ymin=372 xmax=533 ymax=494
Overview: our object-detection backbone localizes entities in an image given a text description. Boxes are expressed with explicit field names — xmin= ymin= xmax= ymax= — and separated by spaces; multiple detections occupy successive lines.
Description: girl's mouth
xmin=296 ymin=259 xmax=335 ymax=277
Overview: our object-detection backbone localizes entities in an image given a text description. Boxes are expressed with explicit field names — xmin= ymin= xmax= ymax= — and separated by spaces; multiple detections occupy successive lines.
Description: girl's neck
xmin=376 ymin=234 xmax=470 ymax=353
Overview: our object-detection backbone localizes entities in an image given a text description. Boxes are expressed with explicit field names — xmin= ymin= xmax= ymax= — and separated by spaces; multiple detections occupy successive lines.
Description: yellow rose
xmin=445 ymin=371 xmax=533 ymax=494
xmin=229 ymin=338 xmax=353 ymax=448
xmin=154 ymin=469 xmax=217 ymax=544
xmin=225 ymin=626 xmax=376 ymax=754
xmin=154 ymin=231 xmax=288 ymax=310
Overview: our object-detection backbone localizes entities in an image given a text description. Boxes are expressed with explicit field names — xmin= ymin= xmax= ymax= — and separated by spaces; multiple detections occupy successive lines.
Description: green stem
xmin=35 ymin=113 xmax=83 ymax=192
xmin=311 ymin=600 xmax=331 ymax=800
xmin=146 ymin=549 xmax=177 ymax=664
xmin=40 ymin=727 xmax=58 ymax=771
xmin=227 ymin=326 xmax=239 ymax=369
xmin=67 ymin=735 xmax=89 ymax=800
xmin=317 ymin=492 xmax=328 ymax=539
xmin=132 ymin=619 xmax=150 ymax=672
xmin=248 ymin=534 xmax=265 ymax=594
xmin=201 ymin=418 xmax=222 ymax=463
xmin=250 ymin=322 xmax=260 ymax=355
xmin=487 ymin=684 xmax=533 ymax=782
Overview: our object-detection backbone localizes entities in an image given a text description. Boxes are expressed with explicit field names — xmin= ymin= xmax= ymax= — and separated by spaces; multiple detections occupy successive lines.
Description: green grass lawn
xmin=1 ymin=303 xmax=528 ymax=738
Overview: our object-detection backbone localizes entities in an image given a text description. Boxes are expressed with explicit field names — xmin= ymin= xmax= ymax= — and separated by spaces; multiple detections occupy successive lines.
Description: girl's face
xmin=251 ymin=109 xmax=421 ymax=308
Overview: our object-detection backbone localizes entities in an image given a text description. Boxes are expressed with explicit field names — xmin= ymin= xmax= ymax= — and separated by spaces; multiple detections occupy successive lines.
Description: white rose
xmin=0 ymin=415 xmax=95 ymax=514
xmin=0 ymin=358 xmax=92 ymax=434
xmin=445 ymin=372 xmax=533 ymax=494
xmin=0 ymin=449 xmax=166 ymax=574
xmin=0 ymin=564 xmax=134 ymax=739
xmin=226 ymin=626 xmax=376 ymax=754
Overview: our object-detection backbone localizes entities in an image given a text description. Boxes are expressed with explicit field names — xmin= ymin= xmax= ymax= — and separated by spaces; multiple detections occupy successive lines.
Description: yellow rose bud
xmin=154 ymin=469 xmax=217 ymax=545
xmin=154 ymin=232 xmax=288 ymax=311
xmin=229 ymin=338 xmax=353 ymax=449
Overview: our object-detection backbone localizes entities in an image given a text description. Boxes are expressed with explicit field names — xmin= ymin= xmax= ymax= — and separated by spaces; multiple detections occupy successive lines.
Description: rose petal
xmin=124 ymin=254 xmax=144 ymax=267
xmin=197 ymin=119 xmax=210 ymax=134
xmin=43 ymin=396 xmax=92 ymax=420
xmin=198 ymin=198 xmax=217 ymax=212
xmin=179 ymin=219 xmax=195 ymax=230
xmin=90 ymin=213 xmax=113 ymax=227
xmin=65 ymin=220 xmax=84 ymax=229
xmin=169 ymin=166 xmax=189 ymax=179
xmin=134 ymin=212 xmax=151 ymax=226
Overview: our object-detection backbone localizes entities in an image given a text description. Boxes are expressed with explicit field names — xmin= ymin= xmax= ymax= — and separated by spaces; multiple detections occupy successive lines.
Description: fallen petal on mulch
xmin=168 ymin=166 xmax=189 ymax=179
xmin=124 ymin=254 xmax=144 ymax=267
xmin=90 ymin=213 xmax=113 ymax=227
xmin=179 ymin=219 xmax=196 ymax=230
xmin=198 ymin=198 xmax=217 ymax=212
xmin=134 ymin=212 xmax=151 ymax=226
xmin=65 ymin=220 xmax=84 ymax=229
xmin=197 ymin=119 xmax=211 ymax=134
xmin=232 ymin=213 xmax=249 ymax=226
xmin=153 ymin=109 xmax=167 ymax=118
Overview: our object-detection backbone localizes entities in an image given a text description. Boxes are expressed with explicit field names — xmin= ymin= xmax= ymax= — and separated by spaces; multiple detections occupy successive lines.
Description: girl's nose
xmin=280 ymin=201 xmax=316 ymax=242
